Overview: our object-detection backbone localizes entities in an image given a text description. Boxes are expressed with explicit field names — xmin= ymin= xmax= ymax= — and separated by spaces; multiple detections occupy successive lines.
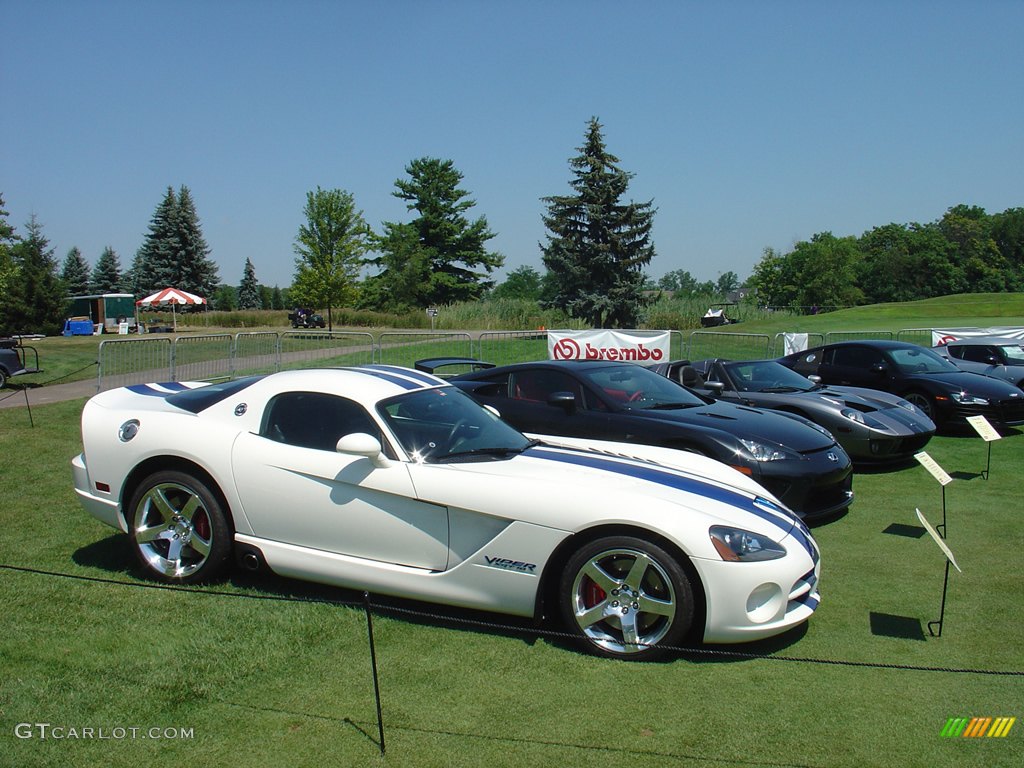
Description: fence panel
xmin=233 ymin=332 xmax=281 ymax=377
xmin=896 ymin=328 xmax=946 ymax=347
xmin=770 ymin=332 xmax=826 ymax=357
xmin=824 ymin=330 xmax=893 ymax=344
xmin=97 ymin=338 xmax=173 ymax=390
xmin=173 ymin=334 xmax=234 ymax=382
xmin=376 ymin=332 xmax=473 ymax=367
xmin=684 ymin=331 xmax=772 ymax=362
xmin=476 ymin=331 xmax=549 ymax=366
xmin=279 ymin=331 xmax=375 ymax=371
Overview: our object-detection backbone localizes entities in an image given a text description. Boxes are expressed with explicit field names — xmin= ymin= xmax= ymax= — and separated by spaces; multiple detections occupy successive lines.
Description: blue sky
xmin=3 ymin=0 xmax=1022 ymax=292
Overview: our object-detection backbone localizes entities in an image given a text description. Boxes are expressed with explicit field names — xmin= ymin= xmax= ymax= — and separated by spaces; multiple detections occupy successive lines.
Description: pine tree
xmin=541 ymin=118 xmax=656 ymax=328
xmin=0 ymin=193 xmax=18 ymax=299
xmin=134 ymin=185 xmax=218 ymax=298
xmin=2 ymin=215 xmax=67 ymax=334
xmin=238 ymin=257 xmax=262 ymax=309
xmin=61 ymin=247 xmax=92 ymax=296
xmin=370 ymin=157 xmax=503 ymax=310
xmin=91 ymin=246 xmax=124 ymax=293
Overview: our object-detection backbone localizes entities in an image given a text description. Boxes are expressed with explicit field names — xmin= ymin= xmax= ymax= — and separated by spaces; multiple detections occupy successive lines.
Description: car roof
xmin=943 ymin=337 xmax=1024 ymax=346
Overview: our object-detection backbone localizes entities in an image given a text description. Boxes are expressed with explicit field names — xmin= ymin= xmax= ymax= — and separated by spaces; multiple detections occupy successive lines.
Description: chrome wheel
xmin=561 ymin=536 xmax=693 ymax=659
xmin=129 ymin=471 xmax=230 ymax=583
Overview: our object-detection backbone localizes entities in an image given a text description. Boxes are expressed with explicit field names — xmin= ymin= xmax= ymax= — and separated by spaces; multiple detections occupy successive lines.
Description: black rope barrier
xmin=2 ymin=562 xmax=1021 ymax=677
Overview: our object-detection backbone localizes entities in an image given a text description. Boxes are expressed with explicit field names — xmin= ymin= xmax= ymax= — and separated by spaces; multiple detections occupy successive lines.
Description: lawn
xmin=1 ymin=395 xmax=1022 ymax=767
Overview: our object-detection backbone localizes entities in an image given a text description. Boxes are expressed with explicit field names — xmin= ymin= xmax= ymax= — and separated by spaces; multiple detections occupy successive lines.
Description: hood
xmin=629 ymin=400 xmax=836 ymax=453
xmin=911 ymin=371 xmax=1024 ymax=397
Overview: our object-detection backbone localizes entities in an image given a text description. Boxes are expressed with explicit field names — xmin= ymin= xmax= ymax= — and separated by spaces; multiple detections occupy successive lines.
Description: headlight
xmin=739 ymin=438 xmax=794 ymax=462
xmin=840 ymin=407 xmax=865 ymax=424
xmin=710 ymin=526 xmax=787 ymax=562
xmin=950 ymin=391 xmax=989 ymax=405
xmin=896 ymin=399 xmax=919 ymax=414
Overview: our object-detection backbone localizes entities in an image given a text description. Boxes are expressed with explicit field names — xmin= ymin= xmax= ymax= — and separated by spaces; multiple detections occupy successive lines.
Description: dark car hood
xmin=906 ymin=371 xmax=1024 ymax=397
xmin=628 ymin=400 xmax=835 ymax=453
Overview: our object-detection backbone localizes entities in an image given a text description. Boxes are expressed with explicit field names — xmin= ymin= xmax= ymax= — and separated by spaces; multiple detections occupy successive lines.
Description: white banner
xmin=932 ymin=327 xmax=1024 ymax=346
xmin=548 ymin=330 xmax=671 ymax=363
xmin=783 ymin=332 xmax=809 ymax=355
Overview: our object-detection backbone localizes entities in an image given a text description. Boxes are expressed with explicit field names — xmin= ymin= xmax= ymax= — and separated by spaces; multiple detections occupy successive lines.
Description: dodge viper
xmin=72 ymin=366 xmax=820 ymax=660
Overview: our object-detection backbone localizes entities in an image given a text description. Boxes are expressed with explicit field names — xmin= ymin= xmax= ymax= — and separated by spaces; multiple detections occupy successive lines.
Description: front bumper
xmin=72 ymin=453 xmax=126 ymax=532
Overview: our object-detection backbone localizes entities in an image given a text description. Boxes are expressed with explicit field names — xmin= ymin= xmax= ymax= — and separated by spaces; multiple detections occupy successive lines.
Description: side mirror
xmin=870 ymin=362 xmax=888 ymax=375
xmin=704 ymin=381 xmax=725 ymax=396
xmin=807 ymin=374 xmax=822 ymax=384
xmin=548 ymin=391 xmax=577 ymax=413
xmin=336 ymin=432 xmax=390 ymax=468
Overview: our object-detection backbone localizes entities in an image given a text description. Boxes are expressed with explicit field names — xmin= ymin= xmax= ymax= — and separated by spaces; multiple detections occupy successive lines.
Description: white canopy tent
xmin=135 ymin=287 xmax=207 ymax=331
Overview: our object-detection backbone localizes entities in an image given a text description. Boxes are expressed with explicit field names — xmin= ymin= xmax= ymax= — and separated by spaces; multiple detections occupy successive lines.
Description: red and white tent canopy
xmin=136 ymin=287 xmax=207 ymax=307
xmin=135 ymin=287 xmax=207 ymax=331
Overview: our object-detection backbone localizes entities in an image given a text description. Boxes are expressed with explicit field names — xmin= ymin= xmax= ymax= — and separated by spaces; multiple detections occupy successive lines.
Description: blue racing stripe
xmin=527 ymin=446 xmax=815 ymax=559
xmin=361 ymin=365 xmax=445 ymax=386
xmin=349 ymin=367 xmax=429 ymax=390
xmin=126 ymin=383 xmax=190 ymax=396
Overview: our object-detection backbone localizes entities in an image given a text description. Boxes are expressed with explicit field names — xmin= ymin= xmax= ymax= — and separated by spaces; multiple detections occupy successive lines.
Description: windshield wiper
xmin=638 ymin=401 xmax=700 ymax=410
xmin=760 ymin=386 xmax=802 ymax=393
xmin=432 ymin=439 xmax=539 ymax=463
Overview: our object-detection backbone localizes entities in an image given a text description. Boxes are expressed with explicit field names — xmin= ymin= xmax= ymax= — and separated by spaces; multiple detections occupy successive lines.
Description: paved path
xmin=0 ymin=378 xmax=99 ymax=409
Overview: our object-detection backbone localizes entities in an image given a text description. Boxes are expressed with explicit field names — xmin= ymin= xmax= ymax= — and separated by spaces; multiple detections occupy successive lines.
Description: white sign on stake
xmin=914 ymin=451 xmax=952 ymax=486
xmin=916 ymin=508 xmax=962 ymax=573
xmin=966 ymin=415 xmax=1001 ymax=442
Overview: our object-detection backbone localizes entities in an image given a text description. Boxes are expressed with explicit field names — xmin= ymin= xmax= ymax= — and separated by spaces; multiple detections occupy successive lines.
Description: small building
xmin=67 ymin=294 xmax=136 ymax=332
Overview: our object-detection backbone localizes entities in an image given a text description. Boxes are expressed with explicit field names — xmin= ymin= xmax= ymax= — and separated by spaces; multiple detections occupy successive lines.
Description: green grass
xmin=2 ymin=399 xmax=1022 ymax=767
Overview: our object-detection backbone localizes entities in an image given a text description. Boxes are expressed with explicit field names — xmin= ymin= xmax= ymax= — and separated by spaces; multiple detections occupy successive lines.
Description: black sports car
xmin=650 ymin=358 xmax=935 ymax=463
xmin=450 ymin=360 xmax=853 ymax=521
xmin=777 ymin=340 xmax=1024 ymax=429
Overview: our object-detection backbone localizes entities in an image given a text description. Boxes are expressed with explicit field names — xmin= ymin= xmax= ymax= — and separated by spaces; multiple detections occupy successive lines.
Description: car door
xmin=819 ymin=345 xmax=890 ymax=390
xmin=483 ymin=367 xmax=617 ymax=440
xmin=230 ymin=391 xmax=449 ymax=571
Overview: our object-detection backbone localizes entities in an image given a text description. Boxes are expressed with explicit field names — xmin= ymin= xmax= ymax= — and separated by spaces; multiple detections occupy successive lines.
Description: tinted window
xmin=262 ymin=392 xmax=382 ymax=452
xmin=830 ymin=346 xmax=884 ymax=368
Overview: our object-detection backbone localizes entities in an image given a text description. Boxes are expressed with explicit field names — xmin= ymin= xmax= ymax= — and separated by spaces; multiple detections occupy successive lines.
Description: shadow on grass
xmin=72 ymin=533 xmax=812 ymax=666
xmin=869 ymin=612 xmax=926 ymax=641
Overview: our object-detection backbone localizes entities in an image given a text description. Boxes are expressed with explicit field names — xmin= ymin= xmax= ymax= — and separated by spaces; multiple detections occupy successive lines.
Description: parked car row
xmin=70 ymin=335 xmax=1021 ymax=661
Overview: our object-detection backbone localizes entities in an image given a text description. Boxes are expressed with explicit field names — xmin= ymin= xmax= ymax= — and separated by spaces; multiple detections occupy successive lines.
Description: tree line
xmin=3 ymin=116 xmax=1022 ymax=335
xmin=747 ymin=205 xmax=1024 ymax=312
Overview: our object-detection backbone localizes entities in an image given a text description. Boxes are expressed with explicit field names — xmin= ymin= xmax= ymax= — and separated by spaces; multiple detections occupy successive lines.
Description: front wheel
xmin=559 ymin=536 xmax=694 ymax=660
xmin=127 ymin=470 xmax=232 ymax=583
xmin=904 ymin=391 xmax=936 ymax=423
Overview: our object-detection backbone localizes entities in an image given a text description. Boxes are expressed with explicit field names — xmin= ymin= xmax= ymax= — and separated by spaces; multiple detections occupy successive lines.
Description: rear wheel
xmin=127 ymin=470 xmax=231 ymax=583
xmin=559 ymin=535 xmax=694 ymax=660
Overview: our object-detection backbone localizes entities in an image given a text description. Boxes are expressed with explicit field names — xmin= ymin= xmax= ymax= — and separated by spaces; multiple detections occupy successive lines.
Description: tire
xmin=559 ymin=535 xmax=694 ymax=660
xmin=127 ymin=470 xmax=232 ymax=583
xmin=0 ymin=369 xmax=7 ymax=389
xmin=904 ymin=391 xmax=936 ymax=423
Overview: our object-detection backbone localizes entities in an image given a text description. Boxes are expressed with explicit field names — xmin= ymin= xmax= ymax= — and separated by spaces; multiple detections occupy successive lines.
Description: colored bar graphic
xmin=942 ymin=716 xmax=1015 ymax=738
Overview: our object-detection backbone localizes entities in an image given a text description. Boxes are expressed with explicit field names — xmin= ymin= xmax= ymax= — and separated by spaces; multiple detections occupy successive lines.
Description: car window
xmin=507 ymin=369 xmax=607 ymax=411
xmin=830 ymin=346 xmax=883 ymax=368
xmin=583 ymin=365 xmax=705 ymax=408
xmin=888 ymin=346 xmax=956 ymax=373
xmin=958 ymin=345 xmax=990 ymax=363
xmin=262 ymin=392 xmax=383 ymax=452
xmin=999 ymin=344 xmax=1024 ymax=364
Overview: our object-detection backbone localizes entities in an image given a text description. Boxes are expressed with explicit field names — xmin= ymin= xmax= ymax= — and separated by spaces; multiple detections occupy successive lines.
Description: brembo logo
xmin=552 ymin=337 xmax=664 ymax=362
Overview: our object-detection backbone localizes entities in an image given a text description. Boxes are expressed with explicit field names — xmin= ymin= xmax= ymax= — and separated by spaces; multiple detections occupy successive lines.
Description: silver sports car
xmin=654 ymin=359 xmax=935 ymax=463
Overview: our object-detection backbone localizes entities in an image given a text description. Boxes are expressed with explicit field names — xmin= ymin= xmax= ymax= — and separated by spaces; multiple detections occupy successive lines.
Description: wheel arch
xmin=121 ymin=456 xmax=236 ymax=535
xmin=534 ymin=523 xmax=707 ymax=641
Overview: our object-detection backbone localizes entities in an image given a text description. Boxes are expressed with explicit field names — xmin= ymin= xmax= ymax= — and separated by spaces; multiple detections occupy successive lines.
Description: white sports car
xmin=72 ymin=366 xmax=821 ymax=660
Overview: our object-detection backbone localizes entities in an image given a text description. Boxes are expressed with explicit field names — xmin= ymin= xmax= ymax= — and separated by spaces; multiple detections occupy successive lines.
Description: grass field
xmin=3 ymin=293 xmax=1023 ymax=765
xmin=2 ymin=402 xmax=1023 ymax=763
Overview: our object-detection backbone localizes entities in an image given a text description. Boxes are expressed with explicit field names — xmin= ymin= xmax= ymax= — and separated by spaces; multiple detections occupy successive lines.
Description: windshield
xmin=721 ymin=361 xmax=817 ymax=393
xmin=887 ymin=346 xmax=959 ymax=374
xmin=584 ymin=365 xmax=707 ymax=409
xmin=377 ymin=386 xmax=531 ymax=462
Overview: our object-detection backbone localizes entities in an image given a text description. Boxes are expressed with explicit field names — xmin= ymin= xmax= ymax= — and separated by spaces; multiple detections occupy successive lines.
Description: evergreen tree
xmin=133 ymin=185 xmax=218 ymax=298
xmin=2 ymin=215 xmax=66 ymax=334
xmin=238 ymin=257 xmax=262 ymax=309
xmin=61 ymin=247 xmax=92 ymax=296
xmin=270 ymin=285 xmax=284 ymax=310
xmin=91 ymin=246 xmax=124 ymax=294
xmin=292 ymin=187 xmax=370 ymax=329
xmin=0 ymin=194 xmax=18 ymax=299
xmin=370 ymin=157 xmax=503 ymax=310
xmin=541 ymin=118 xmax=656 ymax=328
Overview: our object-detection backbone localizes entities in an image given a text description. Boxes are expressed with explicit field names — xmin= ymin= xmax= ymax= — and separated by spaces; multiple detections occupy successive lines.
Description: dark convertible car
xmin=450 ymin=360 xmax=853 ymax=521
xmin=778 ymin=340 xmax=1024 ymax=429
